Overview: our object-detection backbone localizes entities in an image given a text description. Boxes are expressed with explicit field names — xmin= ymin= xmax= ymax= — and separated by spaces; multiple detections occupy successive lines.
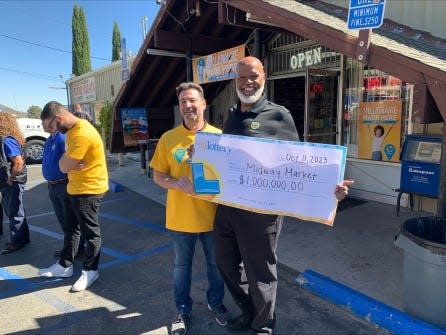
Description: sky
xmin=0 ymin=0 xmax=161 ymax=113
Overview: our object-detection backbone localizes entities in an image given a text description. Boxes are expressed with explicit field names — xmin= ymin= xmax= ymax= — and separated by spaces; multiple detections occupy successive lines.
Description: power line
xmin=0 ymin=33 xmax=111 ymax=61
xmin=0 ymin=66 xmax=65 ymax=82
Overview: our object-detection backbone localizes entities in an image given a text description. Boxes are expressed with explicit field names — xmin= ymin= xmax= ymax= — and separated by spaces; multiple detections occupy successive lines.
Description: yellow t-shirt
xmin=150 ymin=123 xmax=222 ymax=233
xmin=65 ymin=120 xmax=109 ymax=195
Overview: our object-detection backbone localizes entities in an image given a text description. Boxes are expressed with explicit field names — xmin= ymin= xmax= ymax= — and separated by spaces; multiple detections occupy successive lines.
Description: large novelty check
xmin=192 ymin=132 xmax=347 ymax=226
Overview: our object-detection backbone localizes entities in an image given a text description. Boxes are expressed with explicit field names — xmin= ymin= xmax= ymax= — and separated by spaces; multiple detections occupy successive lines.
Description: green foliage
xmin=112 ymin=21 xmax=122 ymax=62
xmin=72 ymin=5 xmax=92 ymax=76
xmin=99 ymin=102 xmax=113 ymax=148
xmin=27 ymin=105 xmax=42 ymax=119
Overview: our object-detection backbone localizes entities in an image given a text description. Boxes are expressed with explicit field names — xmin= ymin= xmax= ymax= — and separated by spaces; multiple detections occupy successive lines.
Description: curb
xmin=294 ymin=269 xmax=446 ymax=335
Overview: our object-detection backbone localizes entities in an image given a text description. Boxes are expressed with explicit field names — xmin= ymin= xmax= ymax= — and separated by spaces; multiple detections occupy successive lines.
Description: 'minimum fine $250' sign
xmin=192 ymin=132 xmax=347 ymax=226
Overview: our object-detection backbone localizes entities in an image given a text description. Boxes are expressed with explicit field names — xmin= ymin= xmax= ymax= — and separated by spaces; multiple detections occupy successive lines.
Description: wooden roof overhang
xmin=111 ymin=0 xmax=286 ymax=152
xmin=111 ymin=0 xmax=446 ymax=153
xmin=227 ymin=0 xmax=446 ymax=126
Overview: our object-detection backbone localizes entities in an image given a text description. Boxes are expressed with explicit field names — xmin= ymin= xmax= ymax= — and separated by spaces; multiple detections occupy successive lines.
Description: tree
xmin=27 ymin=105 xmax=42 ymax=119
xmin=112 ymin=21 xmax=122 ymax=62
xmin=98 ymin=102 xmax=113 ymax=149
xmin=72 ymin=5 xmax=92 ymax=76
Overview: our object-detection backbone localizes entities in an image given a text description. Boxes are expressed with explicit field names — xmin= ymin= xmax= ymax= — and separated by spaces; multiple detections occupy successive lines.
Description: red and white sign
xmin=71 ymin=77 xmax=96 ymax=103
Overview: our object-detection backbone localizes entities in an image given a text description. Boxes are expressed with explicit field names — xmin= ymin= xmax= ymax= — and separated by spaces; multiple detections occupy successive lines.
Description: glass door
xmin=304 ymin=69 xmax=339 ymax=144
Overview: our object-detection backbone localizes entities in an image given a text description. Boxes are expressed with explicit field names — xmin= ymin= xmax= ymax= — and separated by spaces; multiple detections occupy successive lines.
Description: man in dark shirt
xmin=215 ymin=56 xmax=353 ymax=334
xmin=73 ymin=103 xmax=93 ymax=123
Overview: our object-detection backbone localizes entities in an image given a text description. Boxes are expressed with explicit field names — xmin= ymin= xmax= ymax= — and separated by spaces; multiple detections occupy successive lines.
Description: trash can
xmin=394 ymin=216 xmax=446 ymax=329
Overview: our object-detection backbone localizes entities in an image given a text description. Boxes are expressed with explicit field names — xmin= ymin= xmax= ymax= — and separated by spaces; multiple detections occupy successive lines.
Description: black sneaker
xmin=208 ymin=304 xmax=230 ymax=326
xmin=171 ymin=313 xmax=190 ymax=335
xmin=226 ymin=314 xmax=251 ymax=331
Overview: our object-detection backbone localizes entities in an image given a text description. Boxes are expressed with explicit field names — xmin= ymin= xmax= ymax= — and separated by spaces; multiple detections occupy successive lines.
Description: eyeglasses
xmin=48 ymin=115 xmax=57 ymax=127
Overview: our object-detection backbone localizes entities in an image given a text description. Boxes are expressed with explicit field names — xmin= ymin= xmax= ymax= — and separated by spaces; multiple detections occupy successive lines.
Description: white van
xmin=16 ymin=118 xmax=49 ymax=164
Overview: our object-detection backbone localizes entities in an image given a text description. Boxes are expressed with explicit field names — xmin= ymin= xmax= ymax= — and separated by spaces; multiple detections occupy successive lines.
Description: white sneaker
xmin=39 ymin=262 xmax=73 ymax=278
xmin=71 ymin=270 xmax=99 ymax=292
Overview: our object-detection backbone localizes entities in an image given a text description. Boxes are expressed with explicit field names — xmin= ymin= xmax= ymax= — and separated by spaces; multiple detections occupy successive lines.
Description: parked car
xmin=16 ymin=118 xmax=49 ymax=164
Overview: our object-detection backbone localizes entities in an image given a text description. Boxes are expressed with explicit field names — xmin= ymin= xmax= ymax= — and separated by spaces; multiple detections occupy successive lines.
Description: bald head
xmin=236 ymin=56 xmax=265 ymax=75
xmin=235 ymin=56 xmax=266 ymax=109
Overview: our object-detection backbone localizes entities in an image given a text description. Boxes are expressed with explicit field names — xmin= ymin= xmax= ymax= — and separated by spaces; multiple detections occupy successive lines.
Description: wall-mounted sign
xmin=357 ymin=100 xmax=402 ymax=162
xmin=71 ymin=77 xmax=96 ymax=104
xmin=121 ymin=108 xmax=149 ymax=147
xmin=121 ymin=37 xmax=130 ymax=81
xmin=347 ymin=0 xmax=386 ymax=30
xmin=290 ymin=47 xmax=322 ymax=70
xmin=192 ymin=45 xmax=245 ymax=84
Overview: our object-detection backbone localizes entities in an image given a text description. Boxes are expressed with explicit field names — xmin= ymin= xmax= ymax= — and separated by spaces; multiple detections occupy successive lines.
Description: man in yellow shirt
xmin=39 ymin=101 xmax=108 ymax=292
xmin=150 ymin=82 xmax=229 ymax=335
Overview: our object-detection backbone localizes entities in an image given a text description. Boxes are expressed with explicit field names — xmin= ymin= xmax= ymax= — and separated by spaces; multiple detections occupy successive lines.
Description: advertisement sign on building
xmin=192 ymin=45 xmax=245 ymax=84
xmin=121 ymin=37 xmax=130 ymax=81
xmin=357 ymin=100 xmax=401 ymax=162
xmin=121 ymin=108 xmax=149 ymax=147
xmin=71 ymin=77 xmax=96 ymax=104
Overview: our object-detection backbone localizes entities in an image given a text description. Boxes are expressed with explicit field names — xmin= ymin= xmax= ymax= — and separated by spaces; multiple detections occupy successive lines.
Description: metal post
xmin=254 ymin=29 xmax=261 ymax=58
xmin=186 ymin=49 xmax=193 ymax=81
xmin=140 ymin=144 xmax=147 ymax=175
xmin=65 ymin=82 xmax=70 ymax=107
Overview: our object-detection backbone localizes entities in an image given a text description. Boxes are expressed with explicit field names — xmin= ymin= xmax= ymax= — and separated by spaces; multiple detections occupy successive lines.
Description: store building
xmin=66 ymin=57 xmax=135 ymax=122
xmin=111 ymin=0 xmax=445 ymax=212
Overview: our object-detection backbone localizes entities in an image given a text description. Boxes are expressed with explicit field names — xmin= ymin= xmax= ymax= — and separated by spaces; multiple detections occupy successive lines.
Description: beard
xmin=236 ymin=84 xmax=264 ymax=105
xmin=56 ymin=121 xmax=70 ymax=134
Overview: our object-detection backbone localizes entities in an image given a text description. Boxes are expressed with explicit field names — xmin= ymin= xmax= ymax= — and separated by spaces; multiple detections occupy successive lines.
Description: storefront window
xmin=343 ymin=59 xmax=412 ymax=162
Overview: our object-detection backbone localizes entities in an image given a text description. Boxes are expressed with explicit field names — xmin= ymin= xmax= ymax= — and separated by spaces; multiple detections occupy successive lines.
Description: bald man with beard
xmin=214 ymin=56 xmax=353 ymax=335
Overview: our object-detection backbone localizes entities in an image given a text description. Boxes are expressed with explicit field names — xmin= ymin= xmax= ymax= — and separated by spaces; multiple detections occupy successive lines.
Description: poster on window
xmin=121 ymin=108 xmax=149 ymax=147
xmin=357 ymin=100 xmax=402 ymax=162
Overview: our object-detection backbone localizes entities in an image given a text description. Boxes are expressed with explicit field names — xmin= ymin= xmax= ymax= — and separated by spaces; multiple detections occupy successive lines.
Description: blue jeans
xmin=169 ymin=230 xmax=225 ymax=314
xmin=1 ymin=182 xmax=29 ymax=245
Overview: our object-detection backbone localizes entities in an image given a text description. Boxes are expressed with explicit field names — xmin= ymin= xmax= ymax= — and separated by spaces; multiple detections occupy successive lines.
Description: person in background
xmin=150 ymin=82 xmax=229 ymax=335
xmin=41 ymin=120 xmax=85 ymax=258
xmin=39 ymin=101 xmax=108 ymax=292
xmin=73 ymin=103 xmax=93 ymax=123
xmin=0 ymin=113 xmax=30 ymax=255
xmin=215 ymin=56 xmax=353 ymax=334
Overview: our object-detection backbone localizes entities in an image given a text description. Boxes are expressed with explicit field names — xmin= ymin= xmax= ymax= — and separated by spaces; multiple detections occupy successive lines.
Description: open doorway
xmin=269 ymin=71 xmax=339 ymax=145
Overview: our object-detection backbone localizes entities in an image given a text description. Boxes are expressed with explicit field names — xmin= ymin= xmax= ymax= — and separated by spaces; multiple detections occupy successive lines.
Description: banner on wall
xmin=357 ymin=100 xmax=402 ymax=162
xmin=71 ymin=77 xmax=96 ymax=104
xmin=121 ymin=108 xmax=149 ymax=147
xmin=192 ymin=45 xmax=245 ymax=84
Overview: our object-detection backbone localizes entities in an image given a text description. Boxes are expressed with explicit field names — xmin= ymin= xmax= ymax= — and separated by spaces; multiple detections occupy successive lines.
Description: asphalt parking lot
xmin=0 ymin=163 xmax=389 ymax=335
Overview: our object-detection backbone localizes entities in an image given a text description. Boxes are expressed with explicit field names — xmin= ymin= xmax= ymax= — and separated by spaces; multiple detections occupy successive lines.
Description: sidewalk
xmin=107 ymin=152 xmax=433 ymax=330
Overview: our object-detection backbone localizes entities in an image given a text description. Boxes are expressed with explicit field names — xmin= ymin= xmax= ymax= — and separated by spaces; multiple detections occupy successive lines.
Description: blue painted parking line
xmin=100 ymin=242 xmax=172 ymax=269
xmin=0 ymin=242 xmax=171 ymax=299
xmin=295 ymin=269 xmax=446 ymax=335
xmin=28 ymin=224 xmax=129 ymax=259
xmin=99 ymin=212 xmax=167 ymax=233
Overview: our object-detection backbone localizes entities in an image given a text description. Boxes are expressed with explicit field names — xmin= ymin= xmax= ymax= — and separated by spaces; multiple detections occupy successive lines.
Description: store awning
xmin=111 ymin=0 xmax=446 ymax=153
